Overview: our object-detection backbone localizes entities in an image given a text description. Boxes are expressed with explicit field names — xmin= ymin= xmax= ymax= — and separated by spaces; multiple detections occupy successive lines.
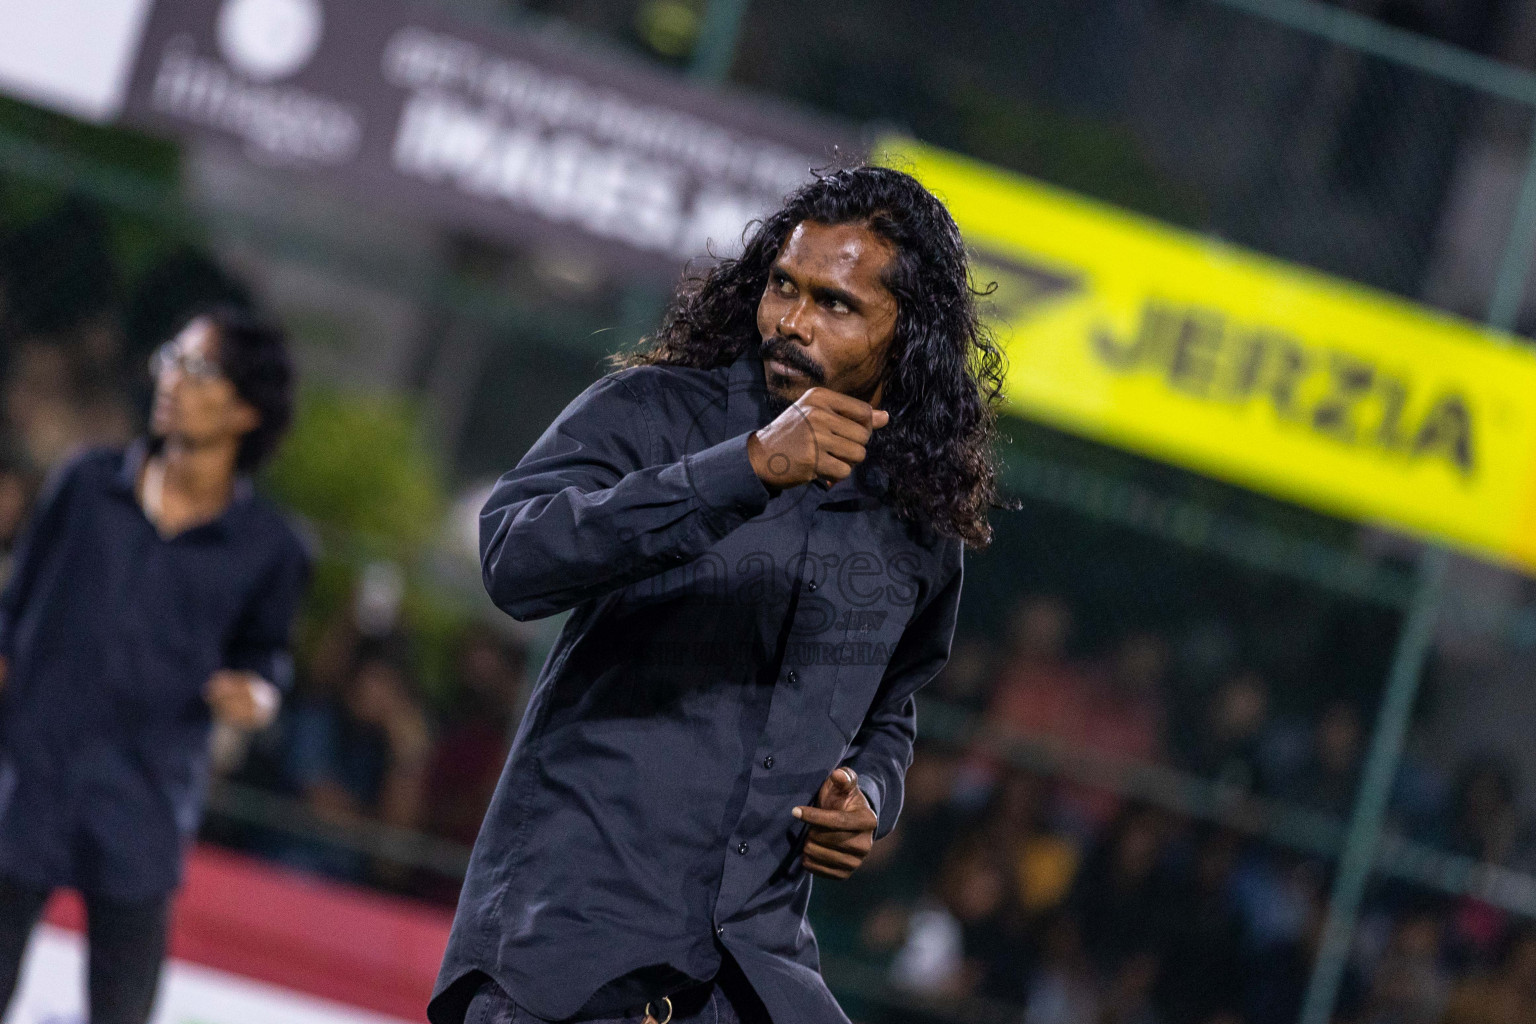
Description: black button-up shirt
xmin=0 ymin=440 xmax=310 ymax=899
xmin=431 ymin=342 xmax=964 ymax=1024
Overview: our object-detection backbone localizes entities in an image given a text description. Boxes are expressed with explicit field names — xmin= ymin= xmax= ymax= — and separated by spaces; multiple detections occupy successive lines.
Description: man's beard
xmin=758 ymin=335 xmax=884 ymax=408
xmin=760 ymin=335 xmax=825 ymax=384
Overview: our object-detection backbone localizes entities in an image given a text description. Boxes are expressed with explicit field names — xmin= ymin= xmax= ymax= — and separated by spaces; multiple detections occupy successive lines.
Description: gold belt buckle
xmin=643 ymin=996 xmax=673 ymax=1024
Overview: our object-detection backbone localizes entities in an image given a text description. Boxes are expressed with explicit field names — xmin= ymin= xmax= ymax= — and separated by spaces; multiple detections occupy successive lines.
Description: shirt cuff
xmin=684 ymin=431 xmax=772 ymax=527
xmin=225 ymin=649 xmax=295 ymax=693
xmin=853 ymin=771 xmax=884 ymax=831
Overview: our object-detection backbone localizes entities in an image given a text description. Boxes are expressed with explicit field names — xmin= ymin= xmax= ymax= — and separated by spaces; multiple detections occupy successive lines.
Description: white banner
xmin=0 ymin=0 xmax=153 ymax=122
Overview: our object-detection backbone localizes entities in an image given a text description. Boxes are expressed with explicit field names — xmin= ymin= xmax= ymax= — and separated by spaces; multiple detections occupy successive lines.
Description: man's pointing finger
xmin=791 ymin=804 xmax=865 ymax=829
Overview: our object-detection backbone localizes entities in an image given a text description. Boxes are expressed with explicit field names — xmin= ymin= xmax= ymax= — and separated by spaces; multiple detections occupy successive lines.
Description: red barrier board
xmin=40 ymin=845 xmax=453 ymax=1022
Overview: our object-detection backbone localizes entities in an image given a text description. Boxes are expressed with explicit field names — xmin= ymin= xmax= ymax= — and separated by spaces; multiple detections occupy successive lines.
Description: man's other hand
xmin=748 ymin=387 xmax=888 ymax=490
xmin=204 ymin=670 xmax=280 ymax=730
xmin=792 ymin=766 xmax=878 ymax=880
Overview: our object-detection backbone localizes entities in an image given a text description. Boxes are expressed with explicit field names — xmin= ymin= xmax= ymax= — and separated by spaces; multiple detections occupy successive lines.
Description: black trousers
xmin=0 ymin=875 xmax=169 ymax=1024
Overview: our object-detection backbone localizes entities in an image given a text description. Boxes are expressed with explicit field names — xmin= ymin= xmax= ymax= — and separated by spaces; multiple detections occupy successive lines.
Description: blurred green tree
xmin=264 ymin=388 xmax=467 ymax=700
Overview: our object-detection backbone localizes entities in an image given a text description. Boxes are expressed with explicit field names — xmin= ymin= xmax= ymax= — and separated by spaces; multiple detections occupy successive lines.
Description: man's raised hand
xmin=747 ymin=387 xmax=888 ymax=491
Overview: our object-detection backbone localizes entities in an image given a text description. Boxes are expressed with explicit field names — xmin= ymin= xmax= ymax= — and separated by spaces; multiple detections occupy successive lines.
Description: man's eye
xmin=828 ymin=299 xmax=850 ymax=314
xmin=774 ymin=275 xmax=794 ymax=294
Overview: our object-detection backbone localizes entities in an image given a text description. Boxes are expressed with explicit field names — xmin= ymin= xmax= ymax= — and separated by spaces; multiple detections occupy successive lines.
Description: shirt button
xmin=716 ymin=924 xmax=724 ymax=936
xmin=787 ymin=670 xmax=798 ymax=684
xmin=736 ymin=842 xmax=749 ymax=855
xmin=762 ymin=755 xmax=775 ymax=769
xmin=806 ymin=579 xmax=818 ymax=592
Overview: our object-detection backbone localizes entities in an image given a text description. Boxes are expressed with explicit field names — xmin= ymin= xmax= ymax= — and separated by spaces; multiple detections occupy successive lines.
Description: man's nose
xmin=778 ymin=297 xmax=812 ymax=340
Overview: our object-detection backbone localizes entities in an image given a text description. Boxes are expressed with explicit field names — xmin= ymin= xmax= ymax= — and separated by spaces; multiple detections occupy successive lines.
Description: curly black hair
xmin=192 ymin=305 xmax=296 ymax=472
xmin=613 ymin=164 xmax=1012 ymax=549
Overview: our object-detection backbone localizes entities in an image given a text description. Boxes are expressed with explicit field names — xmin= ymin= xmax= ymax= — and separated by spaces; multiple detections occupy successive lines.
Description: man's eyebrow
xmin=770 ymin=260 xmax=867 ymax=311
xmin=807 ymin=283 xmax=864 ymax=311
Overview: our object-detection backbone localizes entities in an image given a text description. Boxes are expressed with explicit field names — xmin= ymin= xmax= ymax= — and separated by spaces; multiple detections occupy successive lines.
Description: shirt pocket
xmin=825 ymin=604 xmax=910 ymax=743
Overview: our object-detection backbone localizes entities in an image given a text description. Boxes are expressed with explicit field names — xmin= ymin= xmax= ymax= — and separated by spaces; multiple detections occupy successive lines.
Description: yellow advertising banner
xmin=882 ymin=139 xmax=1536 ymax=574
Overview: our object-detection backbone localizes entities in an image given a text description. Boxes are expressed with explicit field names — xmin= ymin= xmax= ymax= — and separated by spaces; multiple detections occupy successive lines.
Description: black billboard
xmin=122 ymin=0 xmax=859 ymax=279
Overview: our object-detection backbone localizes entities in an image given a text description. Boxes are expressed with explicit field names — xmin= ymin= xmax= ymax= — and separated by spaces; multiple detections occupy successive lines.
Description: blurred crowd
xmin=6 ymin=194 xmax=1536 ymax=1024
xmin=812 ymin=595 xmax=1536 ymax=1024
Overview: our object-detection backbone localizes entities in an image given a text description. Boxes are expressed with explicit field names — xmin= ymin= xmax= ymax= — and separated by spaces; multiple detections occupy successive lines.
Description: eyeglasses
xmin=150 ymin=342 xmax=224 ymax=383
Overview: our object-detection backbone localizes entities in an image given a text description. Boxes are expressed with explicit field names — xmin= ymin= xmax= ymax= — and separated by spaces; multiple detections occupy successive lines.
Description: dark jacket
xmin=430 ymin=342 xmax=964 ymax=1023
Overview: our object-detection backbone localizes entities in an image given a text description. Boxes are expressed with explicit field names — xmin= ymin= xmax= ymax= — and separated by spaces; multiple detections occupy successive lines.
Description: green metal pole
xmin=689 ymin=0 xmax=751 ymax=83
xmin=1298 ymin=112 xmax=1536 ymax=1024
xmin=1209 ymin=0 xmax=1536 ymax=106
xmin=1488 ymin=127 xmax=1536 ymax=332
xmin=1297 ymin=548 xmax=1447 ymax=1024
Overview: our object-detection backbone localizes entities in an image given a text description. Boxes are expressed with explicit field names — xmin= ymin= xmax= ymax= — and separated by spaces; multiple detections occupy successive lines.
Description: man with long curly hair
xmin=431 ymin=166 xmax=1010 ymax=1024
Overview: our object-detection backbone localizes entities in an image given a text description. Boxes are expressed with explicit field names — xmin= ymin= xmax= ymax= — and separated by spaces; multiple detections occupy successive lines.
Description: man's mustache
xmin=760 ymin=336 xmax=826 ymax=384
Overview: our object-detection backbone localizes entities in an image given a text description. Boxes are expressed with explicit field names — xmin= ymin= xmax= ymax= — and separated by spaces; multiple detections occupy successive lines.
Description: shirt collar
xmin=722 ymin=342 xmax=890 ymax=503
xmin=113 ymin=436 xmax=257 ymax=533
xmin=725 ymin=339 xmax=774 ymax=438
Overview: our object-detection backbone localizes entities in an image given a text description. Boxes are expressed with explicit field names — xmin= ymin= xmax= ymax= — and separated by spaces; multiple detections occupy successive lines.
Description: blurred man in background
xmin=0 ymin=307 xmax=310 ymax=1024
xmin=431 ymin=165 xmax=1010 ymax=1024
